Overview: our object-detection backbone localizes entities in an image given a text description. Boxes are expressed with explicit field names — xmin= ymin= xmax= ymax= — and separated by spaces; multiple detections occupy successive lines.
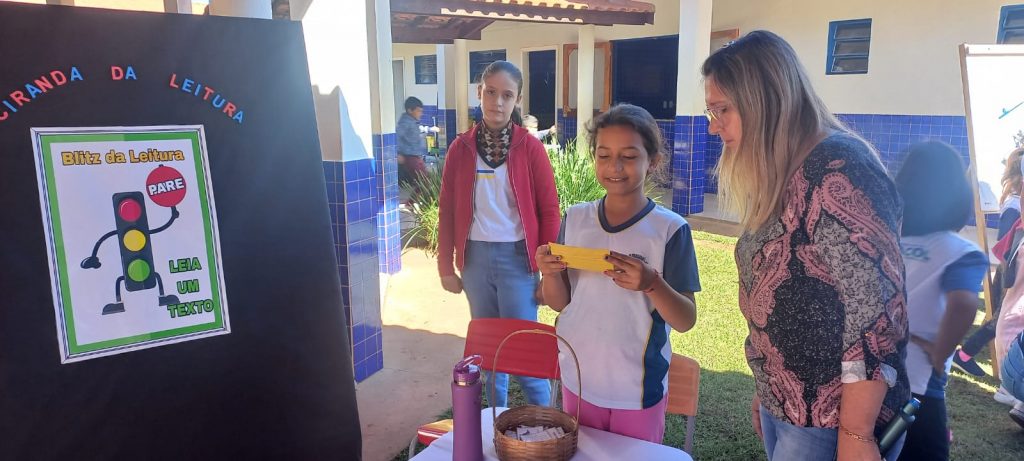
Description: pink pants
xmin=561 ymin=385 xmax=667 ymax=443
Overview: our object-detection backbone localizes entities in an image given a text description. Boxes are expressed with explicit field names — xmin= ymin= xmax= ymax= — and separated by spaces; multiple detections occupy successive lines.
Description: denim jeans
xmin=760 ymin=405 xmax=905 ymax=461
xmin=461 ymin=240 xmax=551 ymax=408
xmin=1002 ymin=332 xmax=1024 ymax=402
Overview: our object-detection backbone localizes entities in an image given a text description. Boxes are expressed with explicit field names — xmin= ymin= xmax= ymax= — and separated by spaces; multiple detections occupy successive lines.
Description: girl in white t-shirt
xmin=536 ymin=104 xmax=700 ymax=443
xmin=895 ymin=142 xmax=988 ymax=460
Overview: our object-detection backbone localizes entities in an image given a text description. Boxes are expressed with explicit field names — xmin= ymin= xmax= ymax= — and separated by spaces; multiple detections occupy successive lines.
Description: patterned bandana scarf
xmin=476 ymin=122 xmax=512 ymax=168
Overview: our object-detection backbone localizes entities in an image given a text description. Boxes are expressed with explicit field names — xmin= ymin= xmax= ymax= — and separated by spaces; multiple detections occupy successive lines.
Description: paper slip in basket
xmin=549 ymin=243 xmax=613 ymax=273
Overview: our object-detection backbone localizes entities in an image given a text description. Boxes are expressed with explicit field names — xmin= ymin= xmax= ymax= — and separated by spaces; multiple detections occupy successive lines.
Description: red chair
xmin=666 ymin=353 xmax=700 ymax=454
xmin=409 ymin=318 xmax=561 ymax=457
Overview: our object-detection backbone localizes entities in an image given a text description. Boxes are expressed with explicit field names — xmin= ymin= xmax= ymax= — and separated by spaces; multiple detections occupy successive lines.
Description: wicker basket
xmin=491 ymin=330 xmax=582 ymax=461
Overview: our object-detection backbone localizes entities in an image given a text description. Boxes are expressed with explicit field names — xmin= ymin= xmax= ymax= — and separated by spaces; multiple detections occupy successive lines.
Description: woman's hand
xmin=751 ymin=394 xmax=763 ymax=440
xmin=440 ymin=274 xmax=463 ymax=294
xmin=837 ymin=429 xmax=882 ymax=461
xmin=535 ymin=244 xmax=566 ymax=275
xmin=603 ymin=251 xmax=658 ymax=292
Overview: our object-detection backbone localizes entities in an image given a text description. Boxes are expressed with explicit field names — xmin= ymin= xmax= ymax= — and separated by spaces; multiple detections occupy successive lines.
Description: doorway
xmin=611 ymin=35 xmax=678 ymax=120
xmin=527 ymin=50 xmax=556 ymax=129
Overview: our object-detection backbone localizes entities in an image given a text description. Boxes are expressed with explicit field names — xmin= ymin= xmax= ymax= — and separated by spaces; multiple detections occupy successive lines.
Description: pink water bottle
xmin=452 ymin=355 xmax=484 ymax=461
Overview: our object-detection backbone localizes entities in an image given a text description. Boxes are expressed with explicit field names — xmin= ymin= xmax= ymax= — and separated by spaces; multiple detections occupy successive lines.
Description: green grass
xmin=394 ymin=230 xmax=1024 ymax=460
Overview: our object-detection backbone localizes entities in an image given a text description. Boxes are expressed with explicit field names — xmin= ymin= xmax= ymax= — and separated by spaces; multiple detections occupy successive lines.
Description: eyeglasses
xmin=704 ymin=104 xmax=730 ymax=123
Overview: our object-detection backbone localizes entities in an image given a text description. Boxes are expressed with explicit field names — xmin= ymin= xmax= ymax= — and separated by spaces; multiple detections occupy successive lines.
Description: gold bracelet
xmin=839 ymin=425 xmax=876 ymax=444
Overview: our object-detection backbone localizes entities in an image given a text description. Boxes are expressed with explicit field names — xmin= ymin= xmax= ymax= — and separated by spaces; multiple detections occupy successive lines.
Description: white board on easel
xmin=959 ymin=43 xmax=1024 ymax=371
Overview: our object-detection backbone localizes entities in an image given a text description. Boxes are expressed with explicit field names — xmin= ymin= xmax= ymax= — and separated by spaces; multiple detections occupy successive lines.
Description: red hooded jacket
xmin=437 ymin=124 xmax=560 ymax=277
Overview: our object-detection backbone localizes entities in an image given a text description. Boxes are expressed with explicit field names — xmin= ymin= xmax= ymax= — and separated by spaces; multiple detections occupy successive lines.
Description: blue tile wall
xmin=324 ymin=158 xmax=384 ymax=383
xmin=671 ymin=115 xmax=707 ymax=215
xmin=555 ymin=108 xmax=565 ymax=146
xmin=686 ymin=112 xmax=994 ymax=227
xmin=437 ymin=108 xmax=458 ymax=150
xmin=837 ymin=113 xmax=997 ymax=228
xmin=838 ymin=114 xmax=970 ymax=175
xmin=558 ymin=109 xmax=578 ymax=146
xmin=705 ymin=133 xmax=722 ymax=194
xmin=656 ymin=119 xmax=675 ymax=188
xmin=656 ymin=120 xmax=675 ymax=151
xmin=419 ymin=105 xmax=439 ymax=126
xmin=374 ymin=133 xmax=401 ymax=274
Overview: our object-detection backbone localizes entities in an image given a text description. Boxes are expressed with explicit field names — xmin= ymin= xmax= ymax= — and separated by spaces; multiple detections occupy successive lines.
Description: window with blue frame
xmin=826 ymin=19 xmax=871 ymax=75
xmin=414 ymin=55 xmax=437 ymax=85
xmin=998 ymin=5 xmax=1024 ymax=44
xmin=469 ymin=50 xmax=506 ymax=82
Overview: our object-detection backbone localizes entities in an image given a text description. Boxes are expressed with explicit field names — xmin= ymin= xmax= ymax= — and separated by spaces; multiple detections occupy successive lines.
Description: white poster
xmin=32 ymin=126 xmax=230 ymax=363
xmin=960 ymin=44 xmax=1024 ymax=213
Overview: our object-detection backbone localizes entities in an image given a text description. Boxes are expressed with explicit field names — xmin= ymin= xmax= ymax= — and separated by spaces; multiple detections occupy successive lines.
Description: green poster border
xmin=38 ymin=130 xmax=225 ymax=357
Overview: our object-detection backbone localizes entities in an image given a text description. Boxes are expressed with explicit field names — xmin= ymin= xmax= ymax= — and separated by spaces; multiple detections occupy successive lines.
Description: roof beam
xmin=390 ymin=0 xmax=654 ymax=26
xmin=391 ymin=20 xmax=490 ymax=44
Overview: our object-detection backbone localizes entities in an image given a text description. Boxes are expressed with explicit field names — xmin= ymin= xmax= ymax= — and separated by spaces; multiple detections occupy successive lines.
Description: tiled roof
xmin=391 ymin=0 xmax=656 ymax=44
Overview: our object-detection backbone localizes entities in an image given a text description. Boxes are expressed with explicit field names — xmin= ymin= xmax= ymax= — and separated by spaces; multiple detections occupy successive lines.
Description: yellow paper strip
xmin=549 ymin=243 xmax=613 ymax=273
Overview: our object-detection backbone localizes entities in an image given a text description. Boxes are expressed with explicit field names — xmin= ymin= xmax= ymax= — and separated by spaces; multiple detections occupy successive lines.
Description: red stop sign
xmin=146 ymin=165 xmax=187 ymax=207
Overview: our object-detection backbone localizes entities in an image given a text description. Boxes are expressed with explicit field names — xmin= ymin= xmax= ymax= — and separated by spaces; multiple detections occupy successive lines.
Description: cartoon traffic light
xmin=113 ymin=192 xmax=157 ymax=292
xmin=81 ymin=189 xmax=181 ymax=315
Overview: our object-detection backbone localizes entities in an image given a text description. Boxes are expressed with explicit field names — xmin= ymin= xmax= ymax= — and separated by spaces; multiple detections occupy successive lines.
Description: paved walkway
xmin=356 ymin=248 xmax=472 ymax=461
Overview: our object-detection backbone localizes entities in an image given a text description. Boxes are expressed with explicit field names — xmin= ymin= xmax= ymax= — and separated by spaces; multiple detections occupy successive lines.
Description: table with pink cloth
xmin=410 ymin=407 xmax=692 ymax=461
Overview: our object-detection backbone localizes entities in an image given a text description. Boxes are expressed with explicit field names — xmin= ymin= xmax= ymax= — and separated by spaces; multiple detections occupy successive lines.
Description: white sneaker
xmin=995 ymin=386 xmax=1019 ymax=407
xmin=1010 ymin=402 xmax=1024 ymax=430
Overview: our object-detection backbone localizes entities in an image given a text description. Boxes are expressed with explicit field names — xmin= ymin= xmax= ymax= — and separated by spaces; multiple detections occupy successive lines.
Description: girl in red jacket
xmin=436 ymin=60 xmax=560 ymax=407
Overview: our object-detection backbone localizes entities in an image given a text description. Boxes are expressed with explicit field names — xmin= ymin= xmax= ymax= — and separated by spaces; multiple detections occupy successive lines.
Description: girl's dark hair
xmin=896 ymin=141 xmax=973 ymax=236
xmin=585 ymin=104 xmax=666 ymax=164
xmin=479 ymin=60 xmax=524 ymax=126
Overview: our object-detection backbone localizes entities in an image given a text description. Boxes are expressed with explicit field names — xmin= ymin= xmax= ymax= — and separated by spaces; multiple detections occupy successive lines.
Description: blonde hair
xmin=1001 ymin=147 xmax=1024 ymax=205
xmin=702 ymin=30 xmax=874 ymax=231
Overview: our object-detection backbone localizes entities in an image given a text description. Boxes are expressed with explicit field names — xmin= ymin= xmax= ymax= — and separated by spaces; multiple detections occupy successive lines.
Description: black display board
xmin=0 ymin=3 xmax=361 ymax=459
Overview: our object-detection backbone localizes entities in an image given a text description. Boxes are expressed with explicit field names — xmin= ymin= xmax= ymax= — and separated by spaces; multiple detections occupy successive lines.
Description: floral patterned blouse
xmin=736 ymin=132 xmax=911 ymax=432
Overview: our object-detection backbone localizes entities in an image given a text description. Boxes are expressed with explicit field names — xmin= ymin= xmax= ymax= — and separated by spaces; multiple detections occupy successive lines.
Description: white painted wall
xmin=712 ymin=0 xmax=1013 ymax=115
xmin=294 ymin=0 xmax=374 ymax=161
xmin=390 ymin=43 xmax=439 ymax=106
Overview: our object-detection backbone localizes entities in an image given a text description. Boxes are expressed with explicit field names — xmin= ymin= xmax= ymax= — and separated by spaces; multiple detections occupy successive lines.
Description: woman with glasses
xmin=703 ymin=31 xmax=910 ymax=461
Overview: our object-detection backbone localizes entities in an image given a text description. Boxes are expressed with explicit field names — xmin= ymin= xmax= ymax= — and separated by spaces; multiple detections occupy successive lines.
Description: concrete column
xmin=163 ymin=0 xmax=192 ymax=13
xmin=437 ymin=44 xmax=459 ymax=147
xmin=576 ymin=24 xmax=595 ymax=154
xmin=366 ymin=0 xmax=395 ymax=135
xmin=454 ymin=38 xmax=470 ymax=133
xmin=677 ymin=0 xmax=714 ymax=116
xmin=365 ymin=0 xmax=401 ymax=275
xmin=670 ymin=0 xmax=714 ymax=216
xmin=291 ymin=0 xmax=384 ymax=382
xmin=209 ymin=0 xmax=272 ymax=19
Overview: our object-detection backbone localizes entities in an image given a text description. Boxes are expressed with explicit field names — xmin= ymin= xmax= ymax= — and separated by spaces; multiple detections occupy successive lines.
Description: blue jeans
xmin=1002 ymin=332 xmax=1024 ymax=402
xmin=462 ymin=240 xmax=551 ymax=408
xmin=760 ymin=405 xmax=905 ymax=461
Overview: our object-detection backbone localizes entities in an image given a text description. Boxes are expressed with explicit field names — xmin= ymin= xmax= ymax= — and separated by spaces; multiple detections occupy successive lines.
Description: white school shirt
xmin=902 ymin=231 xmax=982 ymax=395
xmin=469 ymin=156 xmax=525 ymax=242
xmin=555 ymin=199 xmax=701 ymax=410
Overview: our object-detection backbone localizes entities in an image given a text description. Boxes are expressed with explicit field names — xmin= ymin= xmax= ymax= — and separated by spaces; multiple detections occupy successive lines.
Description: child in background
xmin=522 ymin=114 xmax=557 ymax=143
xmin=895 ymin=142 xmax=989 ymax=461
xmin=535 ymin=104 xmax=700 ymax=443
xmin=954 ymin=147 xmax=1024 ymax=378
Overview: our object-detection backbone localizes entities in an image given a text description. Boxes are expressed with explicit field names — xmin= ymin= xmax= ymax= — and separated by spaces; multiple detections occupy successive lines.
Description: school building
xmin=9 ymin=0 xmax=1022 ymax=383
xmin=394 ymin=0 xmax=1023 ymax=223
